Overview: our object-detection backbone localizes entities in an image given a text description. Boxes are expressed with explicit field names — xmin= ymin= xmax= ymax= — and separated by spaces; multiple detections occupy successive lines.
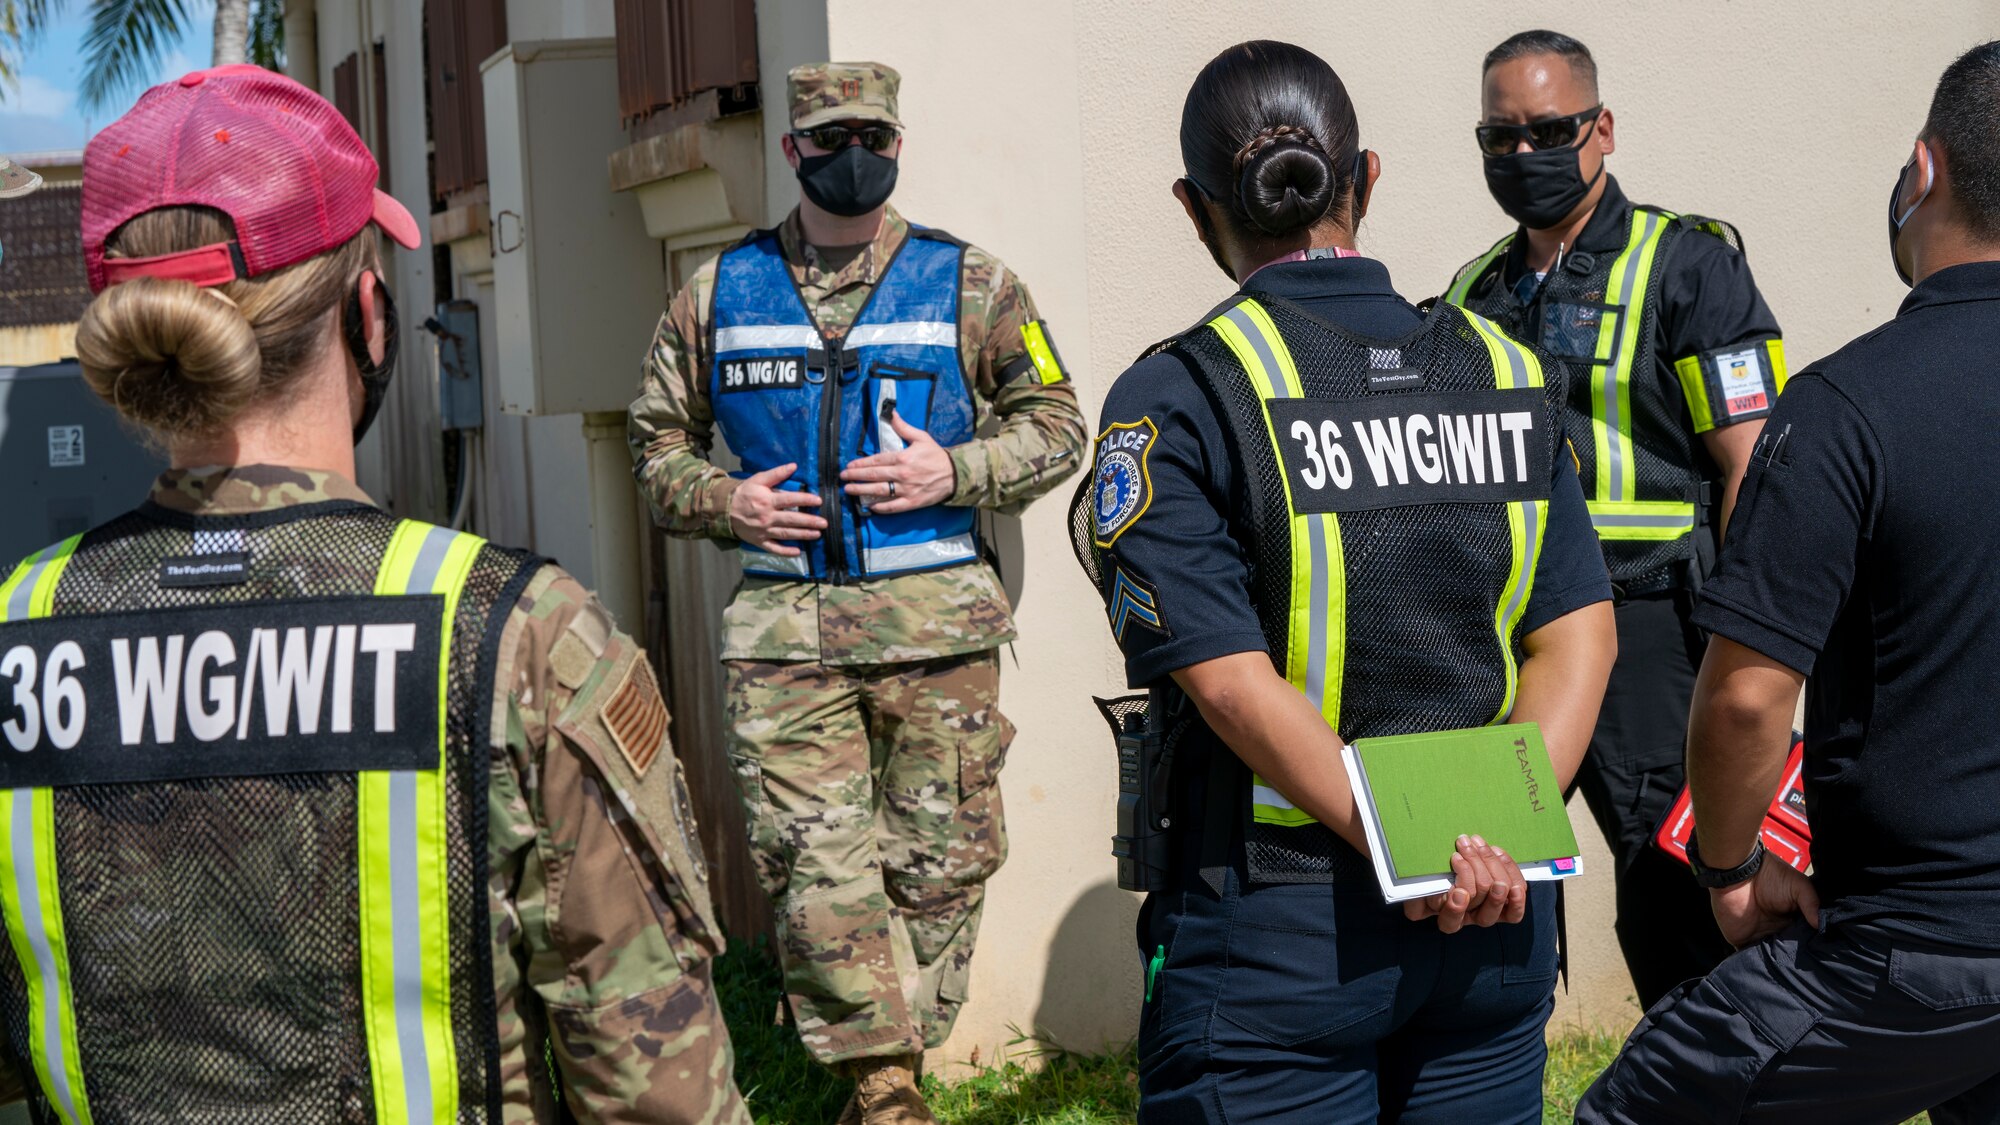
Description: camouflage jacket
xmin=40 ymin=466 xmax=743 ymax=1125
xmin=627 ymin=205 xmax=1087 ymax=665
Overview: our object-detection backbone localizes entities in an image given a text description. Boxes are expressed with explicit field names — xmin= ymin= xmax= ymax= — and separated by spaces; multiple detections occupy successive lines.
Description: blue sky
xmin=0 ymin=0 xmax=216 ymax=155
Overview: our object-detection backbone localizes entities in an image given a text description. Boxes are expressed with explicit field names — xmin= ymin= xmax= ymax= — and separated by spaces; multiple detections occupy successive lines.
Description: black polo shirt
xmin=1694 ymin=260 xmax=2000 ymax=948
xmin=1098 ymin=256 xmax=1611 ymax=689
xmin=1487 ymin=175 xmax=1786 ymax=439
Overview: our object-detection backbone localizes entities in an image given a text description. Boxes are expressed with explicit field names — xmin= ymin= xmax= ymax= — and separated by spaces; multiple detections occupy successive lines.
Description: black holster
xmin=1095 ymin=695 xmax=1177 ymax=892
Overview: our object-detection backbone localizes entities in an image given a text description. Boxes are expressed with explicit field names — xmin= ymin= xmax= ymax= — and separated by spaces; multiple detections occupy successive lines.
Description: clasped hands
xmin=728 ymin=410 xmax=956 ymax=556
xmin=1405 ymin=834 xmax=1531 ymax=934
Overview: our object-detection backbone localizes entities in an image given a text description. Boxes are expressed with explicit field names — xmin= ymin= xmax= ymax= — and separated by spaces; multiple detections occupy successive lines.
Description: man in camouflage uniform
xmin=628 ymin=61 xmax=1084 ymax=1124
xmin=0 ymin=467 xmax=750 ymax=1124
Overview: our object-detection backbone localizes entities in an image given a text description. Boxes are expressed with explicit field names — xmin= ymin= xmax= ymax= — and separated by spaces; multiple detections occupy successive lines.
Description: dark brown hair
xmin=1180 ymin=40 xmax=1360 ymax=238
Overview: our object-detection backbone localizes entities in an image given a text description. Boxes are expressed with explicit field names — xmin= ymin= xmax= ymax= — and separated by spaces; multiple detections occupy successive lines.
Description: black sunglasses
xmin=1474 ymin=106 xmax=1602 ymax=158
xmin=793 ymin=123 xmax=900 ymax=154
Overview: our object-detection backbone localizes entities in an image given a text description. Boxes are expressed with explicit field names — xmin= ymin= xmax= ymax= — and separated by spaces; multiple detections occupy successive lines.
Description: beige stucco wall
xmin=824 ymin=0 xmax=2000 ymax=1068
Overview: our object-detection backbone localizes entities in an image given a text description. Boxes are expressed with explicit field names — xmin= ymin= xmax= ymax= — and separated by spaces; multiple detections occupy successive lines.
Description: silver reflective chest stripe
xmin=714 ymin=325 xmax=823 ymax=352
xmin=843 ymin=321 xmax=956 ymax=349
xmin=861 ymin=533 xmax=978 ymax=573
xmin=743 ymin=551 xmax=813 ymax=577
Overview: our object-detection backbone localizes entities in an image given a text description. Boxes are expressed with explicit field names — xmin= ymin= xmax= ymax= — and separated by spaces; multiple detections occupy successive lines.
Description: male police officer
xmin=628 ymin=62 xmax=1085 ymax=1123
xmin=1445 ymin=30 xmax=1786 ymax=1007
xmin=1580 ymin=41 xmax=2000 ymax=1123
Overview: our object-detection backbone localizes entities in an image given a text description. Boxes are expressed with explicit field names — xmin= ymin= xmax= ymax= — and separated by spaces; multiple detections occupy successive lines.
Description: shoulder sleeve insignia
xmin=1091 ymin=417 xmax=1159 ymax=549
xmin=1108 ymin=566 xmax=1168 ymax=642
xmin=601 ymin=657 xmax=669 ymax=779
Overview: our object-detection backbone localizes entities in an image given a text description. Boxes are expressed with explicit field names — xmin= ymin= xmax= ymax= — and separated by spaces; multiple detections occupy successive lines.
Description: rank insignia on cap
xmin=602 ymin=659 xmax=668 ymax=779
xmin=1092 ymin=417 xmax=1157 ymax=549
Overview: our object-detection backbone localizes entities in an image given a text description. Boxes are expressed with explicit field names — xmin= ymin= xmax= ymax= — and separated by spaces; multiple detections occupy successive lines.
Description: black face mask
xmin=1482 ymin=119 xmax=1604 ymax=230
xmin=796 ymin=145 xmax=899 ymax=217
xmin=343 ymin=274 xmax=400 ymax=445
xmin=1887 ymin=155 xmax=1930 ymax=288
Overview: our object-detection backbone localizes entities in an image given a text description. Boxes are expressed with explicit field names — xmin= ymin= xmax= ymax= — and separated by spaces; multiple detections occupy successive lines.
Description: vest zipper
xmin=820 ymin=340 xmax=851 ymax=584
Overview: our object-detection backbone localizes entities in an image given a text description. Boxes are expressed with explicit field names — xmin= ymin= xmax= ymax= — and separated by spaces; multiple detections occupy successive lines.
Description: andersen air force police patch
xmin=1093 ymin=418 xmax=1157 ymax=548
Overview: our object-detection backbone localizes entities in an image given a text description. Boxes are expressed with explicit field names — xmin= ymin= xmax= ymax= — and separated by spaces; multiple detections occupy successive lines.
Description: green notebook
xmin=1353 ymin=723 xmax=1579 ymax=880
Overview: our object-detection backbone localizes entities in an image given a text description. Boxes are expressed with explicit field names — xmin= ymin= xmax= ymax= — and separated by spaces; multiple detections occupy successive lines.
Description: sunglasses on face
xmin=1474 ymin=106 xmax=1603 ymax=158
xmin=793 ymin=124 xmax=900 ymax=154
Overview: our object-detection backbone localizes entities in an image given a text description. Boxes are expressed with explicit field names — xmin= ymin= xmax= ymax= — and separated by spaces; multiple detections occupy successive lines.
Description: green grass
xmin=719 ymin=940 xmax=1932 ymax=1124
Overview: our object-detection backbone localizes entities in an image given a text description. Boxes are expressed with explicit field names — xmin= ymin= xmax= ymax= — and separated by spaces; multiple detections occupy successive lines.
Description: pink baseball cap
xmin=81 ymin=64 xmax=420 ymax=294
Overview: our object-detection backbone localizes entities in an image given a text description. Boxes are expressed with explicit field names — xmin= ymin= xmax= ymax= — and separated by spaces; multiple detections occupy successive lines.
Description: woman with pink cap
xmin=0 ymin=66 xmax=748 ymax=1123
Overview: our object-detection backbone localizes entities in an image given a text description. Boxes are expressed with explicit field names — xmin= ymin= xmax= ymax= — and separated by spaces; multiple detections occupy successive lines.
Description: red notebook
xmin=1654 ymin=734 xmax=1811 ymax=873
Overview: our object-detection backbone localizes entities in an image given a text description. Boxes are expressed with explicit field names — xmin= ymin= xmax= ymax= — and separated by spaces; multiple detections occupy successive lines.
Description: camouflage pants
xmin=722 ymin=651 xmax=1011 ymax=1065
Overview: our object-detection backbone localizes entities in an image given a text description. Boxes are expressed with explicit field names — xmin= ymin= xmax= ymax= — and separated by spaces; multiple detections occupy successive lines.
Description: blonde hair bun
xmin=75 ymin=277 xmax=262 ymax=436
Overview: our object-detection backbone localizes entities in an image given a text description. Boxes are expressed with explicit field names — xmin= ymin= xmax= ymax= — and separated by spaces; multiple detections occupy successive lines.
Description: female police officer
xmin=0 ymin=67 xmax=746 ymax=1123
xmin=1077 ymin=41 xmax=1616 ymax=1122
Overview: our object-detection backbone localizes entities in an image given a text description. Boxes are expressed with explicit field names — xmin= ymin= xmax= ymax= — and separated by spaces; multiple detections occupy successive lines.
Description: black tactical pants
xmin=1577 ymin=918 xmax=2000 ymax=1123
xmin=1570 ymin=592 xmax=1734 ymax=1009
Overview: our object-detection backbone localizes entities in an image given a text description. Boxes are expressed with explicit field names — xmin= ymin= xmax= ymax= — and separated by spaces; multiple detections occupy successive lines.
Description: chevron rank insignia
xmin=1108 ymin=566 xmax=1168 ymax=642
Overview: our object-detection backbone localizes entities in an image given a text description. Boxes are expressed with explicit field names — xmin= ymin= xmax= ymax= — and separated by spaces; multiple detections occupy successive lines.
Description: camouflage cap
xmin=0 ymin=156 xmax=43 ymax=199
xmin=788 ymin=62 xmax=901 ymax=131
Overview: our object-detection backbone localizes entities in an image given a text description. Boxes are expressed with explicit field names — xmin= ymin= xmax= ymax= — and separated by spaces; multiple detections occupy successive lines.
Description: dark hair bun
xmin=1237 ymin=140 xmax=1335 ymax=235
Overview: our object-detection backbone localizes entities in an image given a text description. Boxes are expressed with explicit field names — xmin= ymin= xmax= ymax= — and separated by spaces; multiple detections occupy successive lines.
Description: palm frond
xmin=78 ymin=0 xmax=191 ymax=112
xmin=246 ymin=0 xmax=282 ymax=71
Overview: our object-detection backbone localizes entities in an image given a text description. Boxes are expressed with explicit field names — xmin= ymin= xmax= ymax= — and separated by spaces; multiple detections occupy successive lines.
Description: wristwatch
xmin=1686 ymin=835 xmax=1766 ymax=889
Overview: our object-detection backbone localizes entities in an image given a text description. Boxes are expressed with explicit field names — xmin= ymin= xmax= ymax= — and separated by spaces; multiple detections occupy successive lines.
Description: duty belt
xmin=1610 ymin=566 xmax=1680 ymax=604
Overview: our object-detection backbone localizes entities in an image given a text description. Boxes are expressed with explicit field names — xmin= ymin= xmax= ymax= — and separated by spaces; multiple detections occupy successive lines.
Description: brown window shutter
xmin=332 ymin=52 xmax=361 ymax=134
xmin=614 ymin=0 xmax=759 ymax=124
xmin=426 ymin=0 xmax=507 ymax=198
xmin=372 ymin=41 xmax=391 ymax=190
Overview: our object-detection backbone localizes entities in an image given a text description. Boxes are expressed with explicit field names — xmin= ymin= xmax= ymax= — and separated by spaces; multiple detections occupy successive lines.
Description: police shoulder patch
xmin=1092 ymin=417 xmax=1158 ymax=549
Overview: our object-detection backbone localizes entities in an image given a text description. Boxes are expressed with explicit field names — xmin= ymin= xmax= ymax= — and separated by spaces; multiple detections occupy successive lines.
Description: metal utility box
xmin=482 ymin=38 xmax=667 ymax=416
xmin=0 ymin=362 xmax=167 ymax=564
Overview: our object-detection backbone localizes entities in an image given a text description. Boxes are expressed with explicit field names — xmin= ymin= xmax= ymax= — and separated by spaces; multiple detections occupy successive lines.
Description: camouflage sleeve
xmin=628 ymin=263 xmax=739 ymax=542
xmin=490 ymin=565 xmax=747 ymax=1125
xmin=947 ymin=248 xmax=1088 ymax=514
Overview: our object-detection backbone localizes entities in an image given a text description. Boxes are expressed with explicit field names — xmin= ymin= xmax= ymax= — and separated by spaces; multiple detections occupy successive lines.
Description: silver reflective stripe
xmin=404 ymin=525 xmax=458 ymax=596
xmin=714 ymin=325 xmax=822 ymax=352
xmin=743 ymin=550 xmax=812 ymax=577
xmin=862 ymin=533 xmax=978 ymax=573
xmin=7 ymin=543 xmax=61 ymax=621
xmin=1250 ymin=784 xmax=1296 ymax=810
xmin=1602 ymin=211 xmax=1662 ymax=501
xmin=1591 ymin=512 xmax=1694 ymax=531
xmin=843 ymin=321 xmax=956 ymax=349
xmin=1489 ymin=322 xmax=1542 ymax=637
xmin=387 ymin=770 xmax=433 ymax=1125
xmin=1223 ymin=303 xmax=1332 ymax=713
xmin=11 ymin=790 xmax=78 ymax=1124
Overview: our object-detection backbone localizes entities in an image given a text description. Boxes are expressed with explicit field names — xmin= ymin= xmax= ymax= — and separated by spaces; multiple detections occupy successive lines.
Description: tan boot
xmin=842 ymin=1054 xmax=937 ymax=1125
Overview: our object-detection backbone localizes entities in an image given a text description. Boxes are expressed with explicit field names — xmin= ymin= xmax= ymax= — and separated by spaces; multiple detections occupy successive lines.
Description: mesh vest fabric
xmin=1174 ymin=298 xmax=1566 ymax=883
xmin=1451 ymin=209 xmax=1707 ymax=583
xmin=0 ymin=501 xmax=541 ymax=1125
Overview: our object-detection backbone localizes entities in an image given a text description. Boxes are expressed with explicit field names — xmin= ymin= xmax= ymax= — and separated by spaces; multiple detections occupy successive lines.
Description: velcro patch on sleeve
xmin=601 ymin=657 xmax=668 ymax=779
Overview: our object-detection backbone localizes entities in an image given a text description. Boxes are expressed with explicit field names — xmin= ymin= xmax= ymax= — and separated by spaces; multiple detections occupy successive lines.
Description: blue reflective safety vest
xmin=709 ymin=225 xmax=981 ymax=582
